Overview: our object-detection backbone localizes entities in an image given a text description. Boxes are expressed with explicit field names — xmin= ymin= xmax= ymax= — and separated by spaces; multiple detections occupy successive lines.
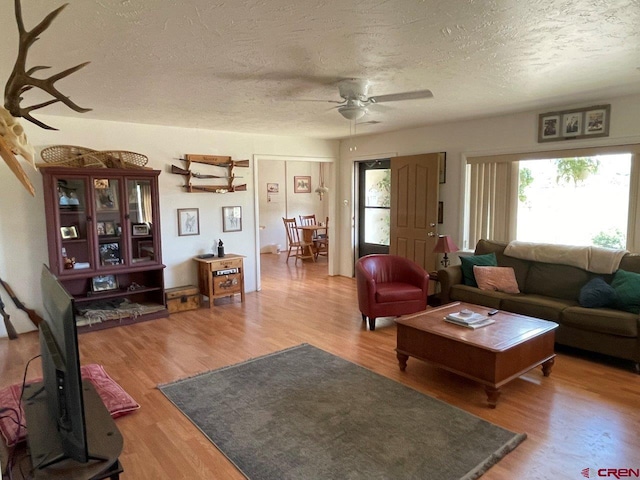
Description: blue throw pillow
xmin=578 ymin=277 xmax=617 ymax=308
xmin=611 ymin=269 xmax=640 ymax=314
xmin=460 ymin=253 xmax=498 ymax=287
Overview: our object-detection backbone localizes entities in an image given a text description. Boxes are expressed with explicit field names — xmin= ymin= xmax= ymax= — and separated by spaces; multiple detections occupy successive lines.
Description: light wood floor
xmin=2 ymin=253 xmax=640 ymax=479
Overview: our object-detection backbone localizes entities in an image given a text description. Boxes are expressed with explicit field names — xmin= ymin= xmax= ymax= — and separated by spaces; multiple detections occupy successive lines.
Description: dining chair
xmin=282 ymin=217 xmax=315 ymax=264
xmin=315 ymin=216 xmax=329 ymax=258
xmin=299 ymin=214 xmax=317 ymax=226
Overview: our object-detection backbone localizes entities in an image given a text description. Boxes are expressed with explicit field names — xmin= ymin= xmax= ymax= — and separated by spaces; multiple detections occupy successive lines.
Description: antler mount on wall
xmin=0 ymin=0 xmax=91 ymax=196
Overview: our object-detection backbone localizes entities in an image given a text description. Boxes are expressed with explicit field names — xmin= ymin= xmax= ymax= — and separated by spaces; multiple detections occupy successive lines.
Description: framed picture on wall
xmin=177 ymin=208 xmax=200 ymax=236
xmin=294 ymin=176 xmax=311 ymax=193
xmin=438 ymin=152 xmax=447 ymax=184
xmin=222 ymin=206 xmax=242 ymax=232
xmin=538 ymin=104 xmax=609 ymax=142
xmin=267 ymin=183 xmax=279 ymax=193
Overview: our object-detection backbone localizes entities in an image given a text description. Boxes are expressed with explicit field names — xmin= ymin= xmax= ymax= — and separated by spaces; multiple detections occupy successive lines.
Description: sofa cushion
xmin=475 ymin=239 xmax=531 ymax=288
xmin=376 ymin=283 xmax=424 ymax=303
xmin=460 ymin=253 xmax=497 ymax=287
xmin=501 ymin=294 xmax=577 ymax=322
xmin=578 ymin=277 xmax=617 ymax=308
xmin=524 ymin=262 xmax=593 ymax=300
xmin=0 ymin=364 xmax=139 ymax=447
xmin=473 ymin=266 xmax=520 ymax=294
xmin=611 ymin=269 xmax=640 ymax=314
xmin=449 ymin=284 xmax=507 ymax=309
xmin=562 ymin=306 xmax=638 ymax=337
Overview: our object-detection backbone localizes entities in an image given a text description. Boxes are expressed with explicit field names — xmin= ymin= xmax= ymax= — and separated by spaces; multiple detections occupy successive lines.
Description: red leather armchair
xmin=356 ymin=254 xmax=430 ymax=330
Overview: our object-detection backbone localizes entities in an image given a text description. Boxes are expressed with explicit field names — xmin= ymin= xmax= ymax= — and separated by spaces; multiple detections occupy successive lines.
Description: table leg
xmin=397 ymin=352 xmax=409 ymax=371
xmin=485 ymin=386 xmax=501 ymax=408
xmin=541 ymin=357 xmax=555 ymax=377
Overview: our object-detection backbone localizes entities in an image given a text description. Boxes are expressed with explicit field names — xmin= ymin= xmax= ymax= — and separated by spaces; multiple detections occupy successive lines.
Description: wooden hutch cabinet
xmin=41 ymin=166 xmax=167 ymax=330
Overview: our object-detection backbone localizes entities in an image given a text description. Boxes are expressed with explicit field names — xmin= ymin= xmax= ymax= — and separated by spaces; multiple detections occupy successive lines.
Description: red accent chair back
xmin=356 ymin=254 xmax=430 ymax=330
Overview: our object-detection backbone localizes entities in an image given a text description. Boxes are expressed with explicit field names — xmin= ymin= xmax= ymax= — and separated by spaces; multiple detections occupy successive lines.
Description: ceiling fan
xmin=320 ymin=79 xmax=434 ymax=121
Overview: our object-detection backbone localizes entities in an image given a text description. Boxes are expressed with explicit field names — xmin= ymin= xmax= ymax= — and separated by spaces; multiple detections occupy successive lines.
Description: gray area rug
xmin=158 ymin=344 xmax=526 ymax=480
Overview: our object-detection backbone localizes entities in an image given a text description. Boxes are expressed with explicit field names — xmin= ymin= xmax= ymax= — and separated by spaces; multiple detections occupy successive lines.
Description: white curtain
xmin=466 ymin=160 xmax=518 ymax=249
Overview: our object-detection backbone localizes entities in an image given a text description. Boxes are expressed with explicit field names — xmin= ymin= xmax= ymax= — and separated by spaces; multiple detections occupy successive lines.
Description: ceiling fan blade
xmin=369 ymin=89 xmax=433 ymax=103
xmin=292 ymin=99 xmax=345 ymax=104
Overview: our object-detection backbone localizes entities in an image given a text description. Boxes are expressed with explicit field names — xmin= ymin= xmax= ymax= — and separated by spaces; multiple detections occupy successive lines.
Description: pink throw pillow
xmin=473 ymin=266 xmax=520 ymax=294
xmin=0 ymin=364 xmax=139 ymax=447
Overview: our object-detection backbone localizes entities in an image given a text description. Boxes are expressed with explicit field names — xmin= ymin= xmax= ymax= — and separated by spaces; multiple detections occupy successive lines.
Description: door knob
xmin=427 ymin=232 xmax=436 ymax=237
xmin=430 ymin=223 xmax=436 ymax=227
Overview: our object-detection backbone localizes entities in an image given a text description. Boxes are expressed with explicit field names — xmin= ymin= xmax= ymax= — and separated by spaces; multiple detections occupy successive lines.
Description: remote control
xmin=487 ymin=309 xmax=499 ymax=316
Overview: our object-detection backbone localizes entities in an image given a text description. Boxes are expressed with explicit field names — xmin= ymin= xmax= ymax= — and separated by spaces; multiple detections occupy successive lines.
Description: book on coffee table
xmin=444 ymin=317 xmax=495 ymax=329
xmin=445 ymin=311 xmax=488 ymax=325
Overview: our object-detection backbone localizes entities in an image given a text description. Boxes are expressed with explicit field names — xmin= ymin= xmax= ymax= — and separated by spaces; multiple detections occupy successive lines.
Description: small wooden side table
xmin=194 ymin=254 xmax=245 ymax=309
xmin=427 ymin=271 xmax=441 ymax=307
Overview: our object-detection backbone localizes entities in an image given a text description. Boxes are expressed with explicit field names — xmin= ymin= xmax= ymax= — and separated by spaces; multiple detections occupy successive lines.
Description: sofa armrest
xmin=438 ymin=266 xmax=463 ymax=304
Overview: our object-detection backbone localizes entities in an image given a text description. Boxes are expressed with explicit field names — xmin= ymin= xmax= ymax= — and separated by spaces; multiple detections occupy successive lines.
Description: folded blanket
xmin=504 ymin=241 xmax=627 ymax=274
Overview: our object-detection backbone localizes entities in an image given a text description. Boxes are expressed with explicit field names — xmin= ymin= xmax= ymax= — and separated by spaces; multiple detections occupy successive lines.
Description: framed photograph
xmin=438 ymin=152 xmax=447 ymax=184
xmin=99 ymin=242 xmax=121 ymax=266
xmin=132 ymin=223 xmax=150 ymax=236
xmin=538 ymin=105 xmax=609 ymax=142
xmin=538 ymin=114 xmax=561 ymax=141
xmin=562 ymin=112 xmax=583 ymax=137
xmin=177 ymin=208 xmax=200 ymax=236
xmin=584 ymin=105 xmax=611 ymax=136
xmin=137 ymin=240 xmax=154 ymax=260
xmin=267 ymin=183 xmax=279 ymax=193
xmin=60 ymin=225 xmax=79 ymax=239
xmin=96 ymin=222 xmax=106 ymax=236
xmin=222 ymin=206 xmax=242 ymax=232
xmin=104 ymin=221 xmax=116 ymax=236
xmin=438 ymin=201 xmax=444 ymax=224
xmin=91 ymin=274 xmax=119 ymax=293
xmin=294 ymin=176 xmax=311 ymax=193
xmin=95 ymin=180 xmax=119 ymax=211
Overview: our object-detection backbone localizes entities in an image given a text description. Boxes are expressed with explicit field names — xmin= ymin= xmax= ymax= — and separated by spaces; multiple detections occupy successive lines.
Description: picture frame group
xmin=538 ymin=104 xmax=610 ymax=143
xmin=96 ymin=221 xmax=118 ymax=237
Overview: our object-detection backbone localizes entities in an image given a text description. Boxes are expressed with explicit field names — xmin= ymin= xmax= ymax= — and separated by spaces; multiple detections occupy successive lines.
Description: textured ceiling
xmin=1 ymin=0 xmax=639 ymax=139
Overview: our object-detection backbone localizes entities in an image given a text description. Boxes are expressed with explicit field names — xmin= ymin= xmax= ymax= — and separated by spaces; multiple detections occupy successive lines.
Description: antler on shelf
xmin=4 ymin=0 xmax=92 ymax=131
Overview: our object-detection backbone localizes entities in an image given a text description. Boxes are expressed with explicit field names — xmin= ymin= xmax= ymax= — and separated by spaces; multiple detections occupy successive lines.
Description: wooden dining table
xmin=296 ymin=224 xmax=328 ymax=261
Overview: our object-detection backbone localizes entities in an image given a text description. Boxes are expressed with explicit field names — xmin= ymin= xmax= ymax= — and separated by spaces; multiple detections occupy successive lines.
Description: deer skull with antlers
xmin=0 ymin=0 xmax=91 ymax=196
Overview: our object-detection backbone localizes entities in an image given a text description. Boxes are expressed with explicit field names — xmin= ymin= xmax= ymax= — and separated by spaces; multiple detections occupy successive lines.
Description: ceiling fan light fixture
xmin=338 ymin=105 xmax=367 ymax=120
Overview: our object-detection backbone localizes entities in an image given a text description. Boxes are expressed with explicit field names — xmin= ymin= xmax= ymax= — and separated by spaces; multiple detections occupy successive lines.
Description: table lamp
xmin=433 ymin=235 xmax=459 ymax=268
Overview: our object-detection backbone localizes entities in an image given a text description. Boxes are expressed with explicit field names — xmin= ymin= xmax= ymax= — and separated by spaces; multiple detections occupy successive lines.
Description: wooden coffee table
xmin=396 ymin=302 xmax=558 ymax=407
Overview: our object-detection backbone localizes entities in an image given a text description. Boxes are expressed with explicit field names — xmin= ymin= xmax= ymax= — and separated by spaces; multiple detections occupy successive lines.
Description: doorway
xmin=356 ymin=159 xmax=391 ymax=258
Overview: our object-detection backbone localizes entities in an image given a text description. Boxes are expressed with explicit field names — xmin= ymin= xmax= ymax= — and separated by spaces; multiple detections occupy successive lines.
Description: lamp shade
xmin=433 ymin=235 xmax=459 ymax=254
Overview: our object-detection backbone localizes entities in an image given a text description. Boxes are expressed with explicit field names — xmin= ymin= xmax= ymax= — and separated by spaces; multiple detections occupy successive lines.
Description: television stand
xmin=23 ymin=380 xmax=123 ymax=479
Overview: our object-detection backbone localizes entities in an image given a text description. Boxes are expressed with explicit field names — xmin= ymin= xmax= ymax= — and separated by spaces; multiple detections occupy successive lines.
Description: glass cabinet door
xmin=127 ymin=179 xmax=156 ymax=264
xmin=93 ymin=178 xmax=125 ymax=269
xmin=57 ymin=177 xmax=93 ymax=273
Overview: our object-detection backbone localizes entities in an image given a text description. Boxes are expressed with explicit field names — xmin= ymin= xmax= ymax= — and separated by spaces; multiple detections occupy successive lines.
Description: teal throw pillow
xmin=460 ymin=253 xmax=498 ymax=287
xmin=578 ymin=277 xmax=617 ymax=308
xmin=611 ymin=269 xmax=640 ymax=314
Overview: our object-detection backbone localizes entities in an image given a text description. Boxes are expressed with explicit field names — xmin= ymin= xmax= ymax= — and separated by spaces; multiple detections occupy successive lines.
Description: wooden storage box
xmin=165 ymin=285 xmax=201 ymax=313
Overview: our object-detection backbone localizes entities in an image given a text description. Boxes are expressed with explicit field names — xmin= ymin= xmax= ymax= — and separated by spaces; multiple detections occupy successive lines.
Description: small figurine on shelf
xmin=217 ymin=239 xmax=225 ymax=258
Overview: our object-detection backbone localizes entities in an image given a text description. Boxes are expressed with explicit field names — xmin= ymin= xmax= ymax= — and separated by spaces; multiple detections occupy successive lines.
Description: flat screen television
xmin=36 ymin=265 xmax=97 ymax=468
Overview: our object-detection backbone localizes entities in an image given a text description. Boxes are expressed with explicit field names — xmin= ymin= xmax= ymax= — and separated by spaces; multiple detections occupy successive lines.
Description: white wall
xmin=336 ymin=93 xmax=640 ymax=277
xmin=0 ymin=114 xmax=338 ymax=335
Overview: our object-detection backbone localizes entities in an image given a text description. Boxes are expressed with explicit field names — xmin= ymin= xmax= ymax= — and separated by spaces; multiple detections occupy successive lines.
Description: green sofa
xmin=438 ymin=239 xmax=640 ymax=372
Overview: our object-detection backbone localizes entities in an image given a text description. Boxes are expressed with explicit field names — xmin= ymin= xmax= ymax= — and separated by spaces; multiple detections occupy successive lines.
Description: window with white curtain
xmin=464 ymin=145 xmax=640 ymax=252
